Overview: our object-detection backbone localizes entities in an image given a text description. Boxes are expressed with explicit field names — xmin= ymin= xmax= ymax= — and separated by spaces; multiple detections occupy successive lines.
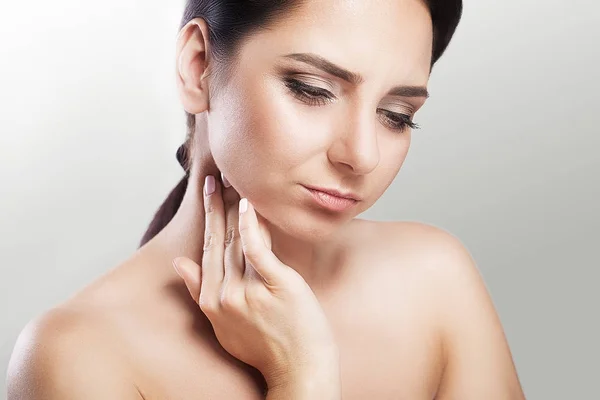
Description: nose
xmin=327 ymin=107 xmax=380 ymax=175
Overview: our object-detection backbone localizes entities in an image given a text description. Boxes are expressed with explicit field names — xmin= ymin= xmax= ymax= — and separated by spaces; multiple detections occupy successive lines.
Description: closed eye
xmin=283 ymin=78 xmax=420 ymax=133
xmin=377 ymin=109 xmax=420 ymax=132
xmin=284 ymin=78 xmax=335 ymax=106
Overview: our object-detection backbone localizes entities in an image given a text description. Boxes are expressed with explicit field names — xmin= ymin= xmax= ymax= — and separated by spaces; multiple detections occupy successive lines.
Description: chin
xmin=254 ymin=196 xmax=357 ymax=244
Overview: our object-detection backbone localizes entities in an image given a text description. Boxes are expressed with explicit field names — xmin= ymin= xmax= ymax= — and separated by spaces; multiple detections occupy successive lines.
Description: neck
xmin=142 ymin=147 xmax=350 ymax=292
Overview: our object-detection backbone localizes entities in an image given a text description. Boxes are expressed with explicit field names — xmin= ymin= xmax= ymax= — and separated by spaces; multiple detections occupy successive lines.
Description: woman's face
xmin=205 ymin=0 xmax=433 ymax=241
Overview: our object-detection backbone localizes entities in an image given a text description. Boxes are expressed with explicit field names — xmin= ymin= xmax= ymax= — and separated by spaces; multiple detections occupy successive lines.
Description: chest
xmin=133 ymin=292 xmax=443 ymax=400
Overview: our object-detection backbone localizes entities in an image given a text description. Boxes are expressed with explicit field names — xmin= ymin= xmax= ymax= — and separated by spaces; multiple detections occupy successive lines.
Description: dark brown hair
xmin=139 ymin=0 xmax=463 ymax=247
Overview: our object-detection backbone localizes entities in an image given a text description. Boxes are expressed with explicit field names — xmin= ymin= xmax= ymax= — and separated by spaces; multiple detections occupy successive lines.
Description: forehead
xmin=244 ymin=0 xmax=433 ymax=85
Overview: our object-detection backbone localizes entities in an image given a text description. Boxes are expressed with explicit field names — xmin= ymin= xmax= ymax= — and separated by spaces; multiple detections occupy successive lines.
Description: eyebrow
xmin=282 ymin=52 xmax=429 ymax=98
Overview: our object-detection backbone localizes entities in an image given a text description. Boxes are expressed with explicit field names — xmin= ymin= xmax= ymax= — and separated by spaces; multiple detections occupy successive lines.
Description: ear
xmin=175 ymin=18 xmax=212 ymax=115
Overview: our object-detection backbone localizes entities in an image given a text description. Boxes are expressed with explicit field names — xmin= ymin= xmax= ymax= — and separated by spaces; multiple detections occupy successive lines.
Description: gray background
xmin=1 ymin=0 xmax=598 ymax=398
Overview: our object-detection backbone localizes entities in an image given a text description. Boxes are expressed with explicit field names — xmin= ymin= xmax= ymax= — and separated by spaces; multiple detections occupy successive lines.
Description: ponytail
xmin=138 ymin=144 xmax=190 ymax=247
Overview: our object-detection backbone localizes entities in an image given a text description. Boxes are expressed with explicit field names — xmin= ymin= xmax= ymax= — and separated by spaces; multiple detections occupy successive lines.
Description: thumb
xmin=256 ymin=212 xmax=272 ymax=250
xmin=173 ymin=257 xmax=202 ymax=303
xmin=239 ymin=198 xmax=289 ymax=286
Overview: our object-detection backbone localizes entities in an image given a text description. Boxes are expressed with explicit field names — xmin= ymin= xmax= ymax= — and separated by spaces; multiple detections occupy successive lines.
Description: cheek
xmin=246 ymin=78 xmax=329 ymax=164
xmin=368 ymin=133 xmax=411 ymax=198
xmin=208 ymin=80 xmax=315 ymax=198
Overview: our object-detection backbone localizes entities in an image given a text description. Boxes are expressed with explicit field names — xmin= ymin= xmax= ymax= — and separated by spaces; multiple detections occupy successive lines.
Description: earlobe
xmin=175 ymin=19 xmax=211 ymax=114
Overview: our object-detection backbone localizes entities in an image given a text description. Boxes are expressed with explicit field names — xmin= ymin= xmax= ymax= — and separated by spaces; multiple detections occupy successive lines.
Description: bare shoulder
xmin=354 ymin=219 xmax=525 ymax=399
xmin=348 ymin=218 xmax=473 ymax=274
xmin=6 ymin=305 xmax=143 ymax=400
xmin=351 ymin=218 xmax=491 ymax=283
xmin=348 ymin=218 xmax=489 ymax=319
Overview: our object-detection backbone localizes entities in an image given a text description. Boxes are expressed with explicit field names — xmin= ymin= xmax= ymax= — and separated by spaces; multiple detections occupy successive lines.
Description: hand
xmin=172 ymin=173 xmax=339 ymax=388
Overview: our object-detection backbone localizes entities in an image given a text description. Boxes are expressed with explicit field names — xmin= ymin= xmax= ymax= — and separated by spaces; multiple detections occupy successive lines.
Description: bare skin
xmin=7 ymin=213 xmax=524 ymax=399
xmin=7 ymin=0 xmax=525 ymax=399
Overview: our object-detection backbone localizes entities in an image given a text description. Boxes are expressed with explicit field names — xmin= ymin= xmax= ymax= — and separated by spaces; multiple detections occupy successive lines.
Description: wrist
xmin=266 ymin=366 xmax=341 ymax=400
xmin=266 ymin=350 xmax=341 ymax=397
xmin=267 ymin=381 xmax=341 ymax=400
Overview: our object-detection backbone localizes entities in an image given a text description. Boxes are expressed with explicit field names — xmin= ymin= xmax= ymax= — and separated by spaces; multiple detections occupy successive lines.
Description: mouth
xmin=302 ymin=185 xmax=361 ymax=201
xmin=301 ymin=185 xmax=360 ymax=212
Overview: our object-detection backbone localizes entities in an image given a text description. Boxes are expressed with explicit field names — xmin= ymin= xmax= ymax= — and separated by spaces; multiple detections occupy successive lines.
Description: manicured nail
xmin=205 ymin=175 xmax=215 ymax=195
xmin=221 ymin=172 xmax=231 ymax=188
xmin=172 ymin=258 xmax=183 ymax=278
xmin=239 ymin=198 xmax=248 ymax=213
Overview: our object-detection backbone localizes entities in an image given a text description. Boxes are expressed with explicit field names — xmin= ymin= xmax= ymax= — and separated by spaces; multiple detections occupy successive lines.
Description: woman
xmin=7 ymin=0 xmax=525 ymax=398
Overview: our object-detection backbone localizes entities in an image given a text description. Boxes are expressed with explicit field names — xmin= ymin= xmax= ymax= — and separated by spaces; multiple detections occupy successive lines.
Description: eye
xmin=283 ymin=78 xmax=336 ymax=106
xmin=283 ymin=78 xmax=421 ymax=133
xmin=377 ymin=109 xmax=420 ymax=133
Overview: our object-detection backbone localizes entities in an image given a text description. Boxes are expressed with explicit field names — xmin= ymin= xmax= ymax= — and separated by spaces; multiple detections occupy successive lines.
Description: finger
xmin=173 ymin=257 xmax=202 ymax=303
xmin=201 ymin=174 xmax=226 ymax=301
xmin=221 ymin=172 xmax=244 ymax=286
xmin=242 ymin=261 xmax=263 ymax=285
xmin=238 ymin=198 xmax=285 ymax=286
xmin=256 ymin=212 xmax=272 ymax=250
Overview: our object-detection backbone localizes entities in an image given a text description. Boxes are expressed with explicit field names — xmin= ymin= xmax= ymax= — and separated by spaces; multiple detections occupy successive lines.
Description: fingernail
xmin=221 ymin=172 xmax=231 ymax=188
xmin=172 ymin=258 xmax=183 ymax=278
xmin=205 ymin=175 xmax=215 ymax=195
xmin=239 ymin=198 xmax=248 ymax=213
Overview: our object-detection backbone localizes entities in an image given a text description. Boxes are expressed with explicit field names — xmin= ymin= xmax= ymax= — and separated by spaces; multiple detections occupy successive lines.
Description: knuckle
xmin=220 ymin=288 xmax=244 ymax=310
xmin=204 ymin=201 xmax=216 ymax=215
xmin=224 ymin=226 xmax=237 ymax=246
xmin=198 ymin=295 xmax=219 ymax=315
xmin=203 ymin=232 xmax=215 ymax=251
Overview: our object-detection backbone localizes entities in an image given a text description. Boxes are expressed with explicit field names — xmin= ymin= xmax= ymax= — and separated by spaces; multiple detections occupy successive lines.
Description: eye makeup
xmin=278 ymin=61 xmax=420 ymax=133
xmin=283 ymin=77 xmax=336 ymax=107
xmin=280 ymin=74 xmax=421 ymax=133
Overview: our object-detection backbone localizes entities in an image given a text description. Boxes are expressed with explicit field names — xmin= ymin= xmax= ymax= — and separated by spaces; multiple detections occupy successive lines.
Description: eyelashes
xmin=377 ymin=109 xmax=420 ymax=132
xmin=282 ymin=78 xmax=420 ymax=133
xmin=284 ymin=78 xmax=335 ymax=106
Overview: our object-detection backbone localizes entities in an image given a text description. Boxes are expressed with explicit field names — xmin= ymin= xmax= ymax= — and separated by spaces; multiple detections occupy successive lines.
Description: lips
xmin=302 ymin=185 xmax=360 ymax=213
xmin=302 ymin=185 xmax=360 ymax=201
